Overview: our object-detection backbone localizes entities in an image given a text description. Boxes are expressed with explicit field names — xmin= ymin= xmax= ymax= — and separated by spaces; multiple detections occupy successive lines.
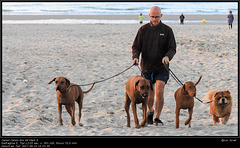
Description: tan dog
xmin=204 ymin=90 xmax=232 ymax=125
xmin=48 ymin=77 xmax=95 ymax=126
xmin=174 ymin=76 xmax=202 ymax=129
xmin=125 ymin=75 xmax=152 ymax=129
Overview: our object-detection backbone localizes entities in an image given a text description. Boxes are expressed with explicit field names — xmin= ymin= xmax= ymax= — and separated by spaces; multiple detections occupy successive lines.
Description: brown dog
xmin=174 ymin=76 xmax=202 ymax=129
xmin=48 ymin=77 xmax=95 ymax=126
xmin=204 ymin=90 xmax=232 ymax=125
xmin=125 ymin=75 xmax=152 ymax=129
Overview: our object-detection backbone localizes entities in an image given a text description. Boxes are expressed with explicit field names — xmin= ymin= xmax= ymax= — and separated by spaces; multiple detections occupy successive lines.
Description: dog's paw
xmin=135 ymin=125 xmax=141 ymax=129
xmin=71 ymin=120 xmax=76 ymax=126
xmin=79 ymin=123 xmax=83 ymax=126
xmin=140 ymin=121 xmax=147 ymax=127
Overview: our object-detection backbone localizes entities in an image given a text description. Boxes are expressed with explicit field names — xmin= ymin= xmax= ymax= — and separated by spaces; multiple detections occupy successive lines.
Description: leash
xmin=161 ymin=62 xmax=212 ymax=104
xmin=136 ymin=64 xmax=146 ymax=79
xmin=67 ymin=64 xmax=135 ymax=90
xmin=163 ymin=62 xmax=183 ymax=86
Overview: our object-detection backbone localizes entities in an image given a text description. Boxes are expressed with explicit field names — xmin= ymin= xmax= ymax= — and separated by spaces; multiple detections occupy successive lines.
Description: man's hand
xmin=133 ymin=58 xmax=139 ymax=65
xmin=162 ymin=56 xmax=169 ymax=65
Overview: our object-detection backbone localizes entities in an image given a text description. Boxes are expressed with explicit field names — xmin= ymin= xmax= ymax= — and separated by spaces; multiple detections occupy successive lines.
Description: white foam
xmin=2 ymin=19 xmax=227 ymax=24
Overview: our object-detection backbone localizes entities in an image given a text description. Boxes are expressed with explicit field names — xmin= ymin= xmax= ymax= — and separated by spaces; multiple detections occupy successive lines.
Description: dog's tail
xmin=204 ymin=90 xmax=217 ymax=101
xmin=83 ymin=83 xmax=95 ymax=94
xmin=195 ymin=76 xmax=202 ymax=86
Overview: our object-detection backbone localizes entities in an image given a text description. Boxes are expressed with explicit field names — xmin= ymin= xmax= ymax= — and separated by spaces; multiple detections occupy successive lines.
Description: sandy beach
xmin=2 ymin=15 xmax=238 ymax=136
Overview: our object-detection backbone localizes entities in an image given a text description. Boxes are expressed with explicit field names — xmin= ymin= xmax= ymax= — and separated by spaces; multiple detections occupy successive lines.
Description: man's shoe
xmin=154 ymin=118 xmax=164 ymax=126
xmin=147 ymin=110 xmax=154 ymax=124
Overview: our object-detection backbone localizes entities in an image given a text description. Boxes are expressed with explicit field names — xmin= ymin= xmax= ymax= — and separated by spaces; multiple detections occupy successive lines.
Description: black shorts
xmin=142 ymin=66 xmax=169 ymax=84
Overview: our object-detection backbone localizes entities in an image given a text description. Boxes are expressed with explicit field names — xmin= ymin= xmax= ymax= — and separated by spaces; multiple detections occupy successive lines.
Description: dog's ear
xmin=65 ymin=78 xmax=70 ymax=87
xmin=225 ymin=90 xmax=231 ymax=95
xmin=195 ymin=76 xmax=202 ymax=86
xmin=181 ymin=84 xmax=188 ymax=95
xmin=48 ymin=78 xmax=56 ymax=84
xmin=135 ymin=80 xmax=140 ymax=88
xmin=214 ymin=92 xmax=219 ymax=98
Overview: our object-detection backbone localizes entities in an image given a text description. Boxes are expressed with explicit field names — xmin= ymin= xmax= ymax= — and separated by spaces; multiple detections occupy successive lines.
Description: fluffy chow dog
xmin=204 ymin=90 xmax=232 ymax=125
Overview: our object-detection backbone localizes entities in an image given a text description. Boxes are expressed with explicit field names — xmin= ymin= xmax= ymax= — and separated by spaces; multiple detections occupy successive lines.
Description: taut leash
xmin=163 ymin=62 xmax=183 ymax=86
xmin=162 ymin=62 xmax=212 ymax=104
xmin=136 ymin=64 xmax=146 ymax=79
xmin=67 ymin=64 xmax=135 ymax=90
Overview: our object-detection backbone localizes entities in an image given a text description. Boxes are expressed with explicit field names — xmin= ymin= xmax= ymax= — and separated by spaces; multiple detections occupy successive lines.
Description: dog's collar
xmin=61 ymin=84 xmax=80 ymax=94
xmin=60 ymin=85 xmax=72 ymax=94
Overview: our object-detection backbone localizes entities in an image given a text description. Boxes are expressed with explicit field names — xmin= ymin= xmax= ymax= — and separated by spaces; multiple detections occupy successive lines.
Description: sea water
xmin=2 ymin=2 xmax=238 ymax=15
xmin=2 ymin=2 xmax=238 ymax=24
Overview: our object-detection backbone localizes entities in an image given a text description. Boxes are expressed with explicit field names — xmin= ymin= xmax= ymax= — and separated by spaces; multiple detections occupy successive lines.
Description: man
xmin=179 ymin=13 xmax=185 ymax=25
xmin=139 ymin=13 xmax=144 ymax=24
xmin=227 ymin=10 xmax=234 ymax=29
xmin=132 ymin=6 xmax=176 ymax=125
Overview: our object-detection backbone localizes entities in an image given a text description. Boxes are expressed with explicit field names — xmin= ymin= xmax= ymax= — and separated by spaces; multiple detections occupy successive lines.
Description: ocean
xmin=2 ymin=2 xmax=238 ymax=15
xmin=2 ymin=2 xmax=238 ymax=24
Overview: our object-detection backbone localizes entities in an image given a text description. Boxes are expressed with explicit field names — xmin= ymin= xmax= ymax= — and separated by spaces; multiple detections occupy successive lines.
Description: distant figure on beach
xmin=179 ymin=13 xmax=185 ymax=25
xmin=227 ymin=10 xmax=234 ymax=29
xmin=139 ymin=13 xmax=144 ymax=24
xmin=132 ymin=6 xmax=176 ymax=126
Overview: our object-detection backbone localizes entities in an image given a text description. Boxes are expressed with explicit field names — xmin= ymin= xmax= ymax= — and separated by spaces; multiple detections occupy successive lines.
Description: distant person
xmin=139 ymin=13 xmax=144 ymax=24
xmin=179 ymin=13 xmax=185 ymax=25
xmin=227 ymin=10 xmax=234 ymax=29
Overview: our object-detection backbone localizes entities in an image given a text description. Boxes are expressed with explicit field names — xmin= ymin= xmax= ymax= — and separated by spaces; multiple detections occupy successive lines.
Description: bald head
xmin=150 ymin=6 xmax=161 ymax=14
xmin=149 ymin=6 xmax=162 ymax=26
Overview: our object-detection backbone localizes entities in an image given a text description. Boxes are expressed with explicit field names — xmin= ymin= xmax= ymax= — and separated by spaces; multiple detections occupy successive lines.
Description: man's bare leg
xmin=154 ymin=80 xmax=165 ymax=125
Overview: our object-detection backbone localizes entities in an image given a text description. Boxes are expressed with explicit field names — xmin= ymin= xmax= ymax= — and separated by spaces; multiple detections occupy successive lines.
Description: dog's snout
xmin=222 ymin=98 xmax=226 ymax=104
xmin=56 ymin=85 xmax=61 ymax=91
xmin=142 ymin=92 xmax=149 ymax=98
